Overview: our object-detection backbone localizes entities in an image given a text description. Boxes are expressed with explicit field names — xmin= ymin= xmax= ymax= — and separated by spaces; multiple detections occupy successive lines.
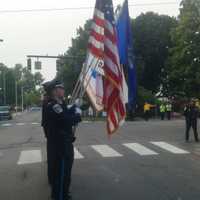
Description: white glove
xmin=67 ymin=104 xmax=73 ymax=109
xmin=75 ymin=98 xmax=83 ymax=107
xmin=75 ymin=107 xmax=82 ymax=115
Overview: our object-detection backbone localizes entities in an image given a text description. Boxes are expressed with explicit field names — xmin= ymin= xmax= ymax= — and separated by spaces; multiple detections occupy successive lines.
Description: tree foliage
xmin=167 ymin=0 xmax=200 ymax=98
xmin=0 ymin=63 xmax=44 ymax=107
xmin=57 ymin=20 xmax=92 ymax=96
xmin=57 ymin=13 xmax=176 ymax=104
xmin=132 ymin=12 xmax=177 ymax=92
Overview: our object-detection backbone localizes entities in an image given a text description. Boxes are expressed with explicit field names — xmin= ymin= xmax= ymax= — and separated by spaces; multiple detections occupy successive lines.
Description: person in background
xmin=143 ymin=102 xmax=154 ymax=121
xmin=159 ymin=103 xmax=166 ymax=120
xmin=166 ymin=101 xmax=172 ymax=120
xmin=88 ymin=106 xmax=95 ymax=120
xmin=184 ymin=99 xmax=199 ymax=142
xmin=41 ymin=81 xmax=54 ymax=186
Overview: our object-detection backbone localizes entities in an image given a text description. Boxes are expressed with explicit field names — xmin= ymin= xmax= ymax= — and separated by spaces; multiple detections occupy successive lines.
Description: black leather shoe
xmin=64 ymin=194 xmax=72 ymax=200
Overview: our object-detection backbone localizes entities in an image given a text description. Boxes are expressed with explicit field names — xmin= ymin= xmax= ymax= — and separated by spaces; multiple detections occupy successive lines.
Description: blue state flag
xmin=116 ymin=0 xmax=137 ymax=110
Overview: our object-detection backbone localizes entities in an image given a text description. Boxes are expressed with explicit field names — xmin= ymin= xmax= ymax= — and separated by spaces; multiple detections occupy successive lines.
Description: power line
xmin=0 ymin=2 xmax=180 ymax=14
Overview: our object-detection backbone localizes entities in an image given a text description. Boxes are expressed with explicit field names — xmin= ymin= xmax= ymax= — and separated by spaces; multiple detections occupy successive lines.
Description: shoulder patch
xmin=53 ymin=104 xmax=63 ymax=114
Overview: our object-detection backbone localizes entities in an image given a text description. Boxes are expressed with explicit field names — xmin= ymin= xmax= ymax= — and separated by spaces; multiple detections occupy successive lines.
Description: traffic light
xmin=27 ymin=58 xmax=32 ymax=71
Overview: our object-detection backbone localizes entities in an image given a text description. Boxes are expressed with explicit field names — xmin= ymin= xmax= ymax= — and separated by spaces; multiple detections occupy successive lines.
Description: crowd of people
xmin=143 ymin=99 xmax=199 ymax=142
xmin=143 ymin=101 xmax=173 ymax=121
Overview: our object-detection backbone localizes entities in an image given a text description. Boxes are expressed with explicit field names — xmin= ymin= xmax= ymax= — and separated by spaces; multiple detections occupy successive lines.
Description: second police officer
xmin=184 ymin=99 xmax=199 ymax=142
xmin=45 ymin=79 xmax=82 ymax=200
xmin=42 ymin=81 xmax=55 ymax=186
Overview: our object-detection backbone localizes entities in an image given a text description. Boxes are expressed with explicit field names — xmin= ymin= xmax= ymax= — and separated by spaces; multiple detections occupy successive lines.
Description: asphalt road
xmin=0 ymin=111 xmax=200 ymax=200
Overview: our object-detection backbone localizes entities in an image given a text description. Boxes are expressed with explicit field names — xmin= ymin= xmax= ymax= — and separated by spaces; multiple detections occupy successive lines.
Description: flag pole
xmin=70 ymin=53 xmax=90 ymax=104
xmin=69 ymin=57 xmax=100 ymax=137
xmin=69 ymin=56 xmax=97 ymax=104
xmin=79 ymin=58 xmax=100 ymax=99
xmin=70 ymin=64 xmax=86 ymax=104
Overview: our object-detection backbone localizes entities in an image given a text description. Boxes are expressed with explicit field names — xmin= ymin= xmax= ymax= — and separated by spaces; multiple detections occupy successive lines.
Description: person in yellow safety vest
xmin=160 ymin=103 xmax=166 ymax=120
xmin=195 ymin=100 xmax=200 ymax=110
xmin=144 ymin=102 xmax=155 ymax=121
xmin=166 ymin=102 xmax=172 ymax=120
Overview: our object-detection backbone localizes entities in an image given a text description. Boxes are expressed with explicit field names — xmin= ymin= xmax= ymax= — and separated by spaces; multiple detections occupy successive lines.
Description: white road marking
xmin=151 ymin=142 xmax=190 ymax=154
xmin=16 ymin=123 xmax=25 ymax=126
xmin=91 ymin=145 xmax=123 ymax=157
xmin=17 ymin=150 xmax=42 ymax=165
xmin=82 ymin=121 xmax=90 ymax=123
xmin=74 ymin=147 xmax=84 ymax=159
xmin=123 ymin=143 xmax=158 ymax=156
xmin=1 ymin=123 xmax=12 ymax=127
xmin=31 ymin=122 xmax=39 ymax=125
xmin=0 ymin=152 xmax=3 ymax=157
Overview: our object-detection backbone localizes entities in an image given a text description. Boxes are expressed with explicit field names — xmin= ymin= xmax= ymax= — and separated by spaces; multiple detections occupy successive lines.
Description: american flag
xmin=88 ymin=0 xmax=126 ymax=134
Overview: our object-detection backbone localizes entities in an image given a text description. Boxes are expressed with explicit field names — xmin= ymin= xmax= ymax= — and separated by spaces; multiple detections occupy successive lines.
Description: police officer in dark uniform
xmin=46 ymin=80 xmax=81 ymax=200
xmin=41 ymin=81 xmax=55 ymax=186
xmin=184 ymin=99 xmax=199 ymax=142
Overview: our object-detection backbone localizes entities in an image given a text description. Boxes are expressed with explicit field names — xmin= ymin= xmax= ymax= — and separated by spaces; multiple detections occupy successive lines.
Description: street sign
xmin=35 ymin=61 xmax=42 ymax=70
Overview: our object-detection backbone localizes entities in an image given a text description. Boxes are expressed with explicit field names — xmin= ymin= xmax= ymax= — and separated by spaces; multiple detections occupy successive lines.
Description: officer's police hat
xmin=42 ymin=81 xmax=51 ymax=93
xmin=49 ymin=79 xmax=64 ymax=90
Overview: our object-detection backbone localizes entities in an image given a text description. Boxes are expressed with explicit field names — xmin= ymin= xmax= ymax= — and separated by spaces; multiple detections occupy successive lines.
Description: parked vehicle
xmin=29 ymin=106 xmax=41 ymax=112
xmin=0 ymin=106 xmax=12 ymax=120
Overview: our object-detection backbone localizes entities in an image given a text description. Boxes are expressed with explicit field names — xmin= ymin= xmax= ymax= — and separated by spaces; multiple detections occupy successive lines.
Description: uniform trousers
xmin=185 ymin=119 xmax=199 ymax=141
xmin=52 ymin=142 xmax=74 ymax=200
xmin=47 ymin=139 xmax=57 ymax=185
xmin=160 ymin=112 xmax=165 ymax=120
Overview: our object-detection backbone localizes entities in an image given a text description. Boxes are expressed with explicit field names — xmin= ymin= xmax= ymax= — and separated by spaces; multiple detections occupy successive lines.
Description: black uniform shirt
xmin=46 ymin=99 xmax=81 ymax=153
xmin=184 ymin=105 xmax=199 ymax=120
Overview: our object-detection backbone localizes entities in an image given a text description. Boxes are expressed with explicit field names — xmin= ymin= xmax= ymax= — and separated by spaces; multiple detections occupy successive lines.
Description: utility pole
xmin=3 ymin=70 xmax=6 ymax=105
xmin=0 ymin=70 xmax=6 ymax=105
xmin=21 ymin=87 xmax=24 ymax=112
xmin=15 ymin=81 xmax=18 ymax=113
xmin=0 ymin=39 xmax=4 ymax=104
xmin=26 ymin=55 xmax=83 ymax=59
xmin=26 ymin=54 xmax=84 ymax=72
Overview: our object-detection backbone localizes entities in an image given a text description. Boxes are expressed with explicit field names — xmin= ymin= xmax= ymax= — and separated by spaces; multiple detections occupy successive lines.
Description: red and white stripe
xmin=88 ymin=8 xmax=104 ymax=59
xmin=103 ymin=10 xmax=126 ymax=134
xmin=84 ymin=7 xmax=105 ymax=111
xmin=87 ymin=3 xmax=126 ymax=134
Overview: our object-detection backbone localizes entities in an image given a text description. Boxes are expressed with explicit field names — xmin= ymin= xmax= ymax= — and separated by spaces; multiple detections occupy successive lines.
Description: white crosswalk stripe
xmin=16 ymin=123 xmax=26 ymax=126
xmin=151 ymin=142 xmax=190 ymax=154
xmin=123 ymin=143 xmax=158 ymax=156
xmin=91 ymin=145 xmax=123 ymax=157
xmin=1 ymin=123 xmax=12 ymax=127
xmin=17 ymin=150 xmax=42 ymax=165
xmin=15 ymin=142 xmax=191 ymax=165
xmin=74 ymin=148 xmax=84 ymax=159
xmin=31 ymin=122 xmax=39 ymax=125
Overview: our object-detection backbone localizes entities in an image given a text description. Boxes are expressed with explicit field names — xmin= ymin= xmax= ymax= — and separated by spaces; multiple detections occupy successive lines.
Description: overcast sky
xmin=0 ymin=0 xmax=181 ymax=81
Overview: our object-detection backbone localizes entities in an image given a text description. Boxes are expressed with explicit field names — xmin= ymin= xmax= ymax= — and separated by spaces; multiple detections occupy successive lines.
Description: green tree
xmin=132 ymin=12 xmax=177 ymax=93
xmin=34 ymin=72 xmax=44 ymax=86
xmin=0 ymin=63 xmax=16 ymax=105
xmin=57 ymin=20 xmax=92 ymax=95
xmin=167 ymin=0 xmax=200 ymax=98
xmin=0 ymin=62 xmax=44 ymax=107
xmin=4 ymin=69 xmax=15 ymax=105
xmin=24 ymin=90 xmax=41 ymax=106
xmin=57 ymin=13 xmax=177 ymax=105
